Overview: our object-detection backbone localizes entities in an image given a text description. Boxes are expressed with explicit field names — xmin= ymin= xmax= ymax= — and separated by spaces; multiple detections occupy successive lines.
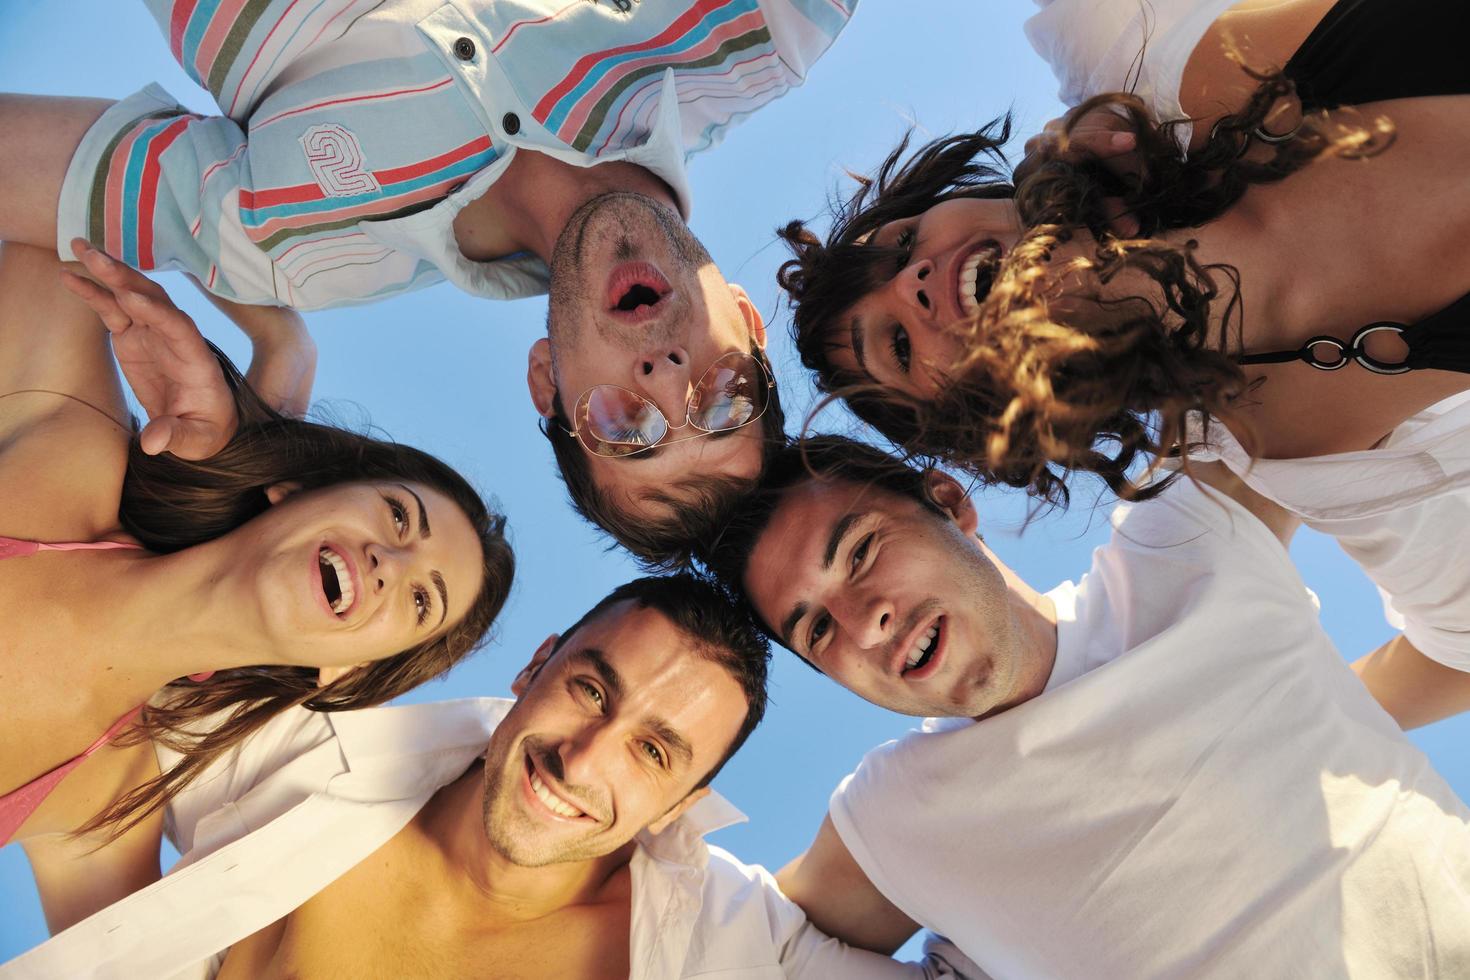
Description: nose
xmin=558 ymin=721 xmax=618 ymax=789
xmin=364 ymin=541 xmax=406 ymax=594
xmin=892 ymin=258 xmax=938 ymax=322
xmin=828 ymin=585 xmax=896 ymax=650
xmin=635 ymin=345 xmax=694 ymax=424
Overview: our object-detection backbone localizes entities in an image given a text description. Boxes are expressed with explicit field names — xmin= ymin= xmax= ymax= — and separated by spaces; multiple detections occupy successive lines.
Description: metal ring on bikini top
xmin=1238 ymin=322 xmax=1413 ymax=375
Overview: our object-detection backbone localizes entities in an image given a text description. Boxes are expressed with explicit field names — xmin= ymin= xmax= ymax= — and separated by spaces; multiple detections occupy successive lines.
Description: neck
xmin=72 ymin=543 xmax=300 ymax=698
xmin=420 ymin=762 xmax=633 ymax=924
xmin=985 ymin=540 xmax=1059 ymax=718
xmin=456 ymin=150 xmax=678 ymax=262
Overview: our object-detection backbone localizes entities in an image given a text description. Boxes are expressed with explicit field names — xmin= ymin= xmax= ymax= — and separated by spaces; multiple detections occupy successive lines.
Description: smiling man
xmin=9 ymin=575 xmax=976 ymax=979
xmin=702 ymin=436 xmax=1470 ymax=977
xmin=0 ymin=0 xmax=852 ymax=563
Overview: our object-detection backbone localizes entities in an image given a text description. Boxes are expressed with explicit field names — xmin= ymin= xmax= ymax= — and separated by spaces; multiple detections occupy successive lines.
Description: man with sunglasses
xmin=529 ymin=190 xmax=782 ymax=565
xmin=2 ymin=0 xmax=848 ymax=563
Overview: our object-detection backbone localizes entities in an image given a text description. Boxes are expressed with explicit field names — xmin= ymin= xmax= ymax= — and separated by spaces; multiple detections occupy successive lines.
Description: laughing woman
xmin=776 ymin=28 xmax=1470 ymax=724
xmin=0 ymin=241 xmax=513 ymax=933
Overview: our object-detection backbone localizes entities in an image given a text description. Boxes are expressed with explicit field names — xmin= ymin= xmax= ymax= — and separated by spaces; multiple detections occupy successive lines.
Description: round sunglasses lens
xmin=581 ymin=386 xmax=667 ymax=456
xmin=691 ymin=354 xmax=766 ymax=431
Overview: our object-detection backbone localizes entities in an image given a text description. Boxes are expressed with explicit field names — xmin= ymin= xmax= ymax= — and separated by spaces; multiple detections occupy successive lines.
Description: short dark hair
xmin=540 ymin=347 xmax=787 ymax=571
xmin=698 ymin=436 xmax=942 ymax=656
xmin=551 ymin=574 xmax=770 ymax=789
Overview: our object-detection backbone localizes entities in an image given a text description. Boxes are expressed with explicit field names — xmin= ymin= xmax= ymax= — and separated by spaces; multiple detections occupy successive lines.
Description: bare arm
xmin=1352 ymin=635 xmax=1470 ymax=730
xmin=0 ymin=241 xmax=131 ymax=540
xmin=1188 ymin=460 xmax=1301 ymax=548
xmin=0 ymin=94 xmax=112 ymax=249
xmin=1178 ymin=0 xmax=1335 ymax=152
xmin=777 ymin=814 xmax=921 ymax=956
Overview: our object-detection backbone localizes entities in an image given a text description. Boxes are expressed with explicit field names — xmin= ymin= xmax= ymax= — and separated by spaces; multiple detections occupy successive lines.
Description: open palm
xmin=61 ymin=239 xmax=237 ymax=460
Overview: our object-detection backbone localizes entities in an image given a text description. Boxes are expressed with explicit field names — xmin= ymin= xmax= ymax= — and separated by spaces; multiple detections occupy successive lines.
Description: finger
xmin=69 ymin=239 xmax=168 ymax=302
xmin=138 ymin=416 xmax=179 ymax=456
xmin=59 ymin=268 xmax=134 ymax=334
xmin=168 ymin=418 xmax=231 ymax=462
xmin=114 ymin=288 xmax=212 ymax=355
xmin=1071 ymin=129 xmax=1136 ymax=160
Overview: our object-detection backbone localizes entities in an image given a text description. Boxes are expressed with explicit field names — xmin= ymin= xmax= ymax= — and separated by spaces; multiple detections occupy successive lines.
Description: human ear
xmin=511 ymin=633 xmax=559 ymax=697
xmin=728 ymin=283 xmax=767 ymax=351
xmin=264 ymin=481 xmax=304 ymax=506
xmin=923 ymin=470 xmax=979 ymax=536
xmin=526 ymin=338 xmax=558 ymax=418
xmin=647 ymin=786 xmax=711 ymax=836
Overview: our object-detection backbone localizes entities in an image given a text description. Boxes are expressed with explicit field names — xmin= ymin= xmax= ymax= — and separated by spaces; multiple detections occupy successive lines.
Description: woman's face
xmin=232 ymin=481 xmax=485 ymax=669
xmin=830 ymin=196 xmax=1023 ymax=400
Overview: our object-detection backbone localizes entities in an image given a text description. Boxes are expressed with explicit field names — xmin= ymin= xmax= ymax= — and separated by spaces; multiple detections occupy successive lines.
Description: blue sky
xmin=3 ymin=0 xmax=1467 ymax=964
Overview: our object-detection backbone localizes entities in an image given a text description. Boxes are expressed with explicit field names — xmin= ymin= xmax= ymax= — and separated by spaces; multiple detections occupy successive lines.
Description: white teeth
xmin=906 ymin=625 xmax=940 ymax=669
xmin=958 ymin=246 xmax=998 ymax=315
xmin=319 ymin=547 xmax=355 ymax=615
xmin=530 ymin=769 xmax=584 ymax=818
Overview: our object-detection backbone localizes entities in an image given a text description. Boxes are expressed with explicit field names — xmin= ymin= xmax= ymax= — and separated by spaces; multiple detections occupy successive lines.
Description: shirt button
xmin=453 ymin=36 xmax=476 ymax=60
xmin=502 ymin=112 xmax=521 ymax=135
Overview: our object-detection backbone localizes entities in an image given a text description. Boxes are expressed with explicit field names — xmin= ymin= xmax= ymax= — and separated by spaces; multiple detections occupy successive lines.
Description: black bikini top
xmin=1237 ymin=291 xmax=1470 ymax=375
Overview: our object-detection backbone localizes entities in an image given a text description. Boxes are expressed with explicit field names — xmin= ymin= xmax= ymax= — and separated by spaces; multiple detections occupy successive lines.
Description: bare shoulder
xmin=0 ymin=396 xmax=131 ymax=541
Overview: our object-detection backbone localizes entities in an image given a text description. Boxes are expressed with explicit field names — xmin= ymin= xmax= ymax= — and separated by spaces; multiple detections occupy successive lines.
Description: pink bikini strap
xmin=35 ymin=540 xmax=141 ymax=552
xmin=0 ymin=536 xmax=141 ymax=560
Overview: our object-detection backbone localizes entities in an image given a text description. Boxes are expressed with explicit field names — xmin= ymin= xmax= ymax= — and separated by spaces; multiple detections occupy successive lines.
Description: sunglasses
xmin=561 ymin=351 xmax=776 ymax=458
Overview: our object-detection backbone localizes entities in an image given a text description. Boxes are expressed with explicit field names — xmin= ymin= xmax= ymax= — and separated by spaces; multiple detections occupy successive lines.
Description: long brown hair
xmin=779 ymin=67 xmax=1393 ymax=505
xmin=83 ymin=346 xmax=515 ymax=837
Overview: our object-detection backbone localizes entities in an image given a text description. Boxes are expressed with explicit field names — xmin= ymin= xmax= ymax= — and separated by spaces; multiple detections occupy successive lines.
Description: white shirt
xmin=1024 ymin=0 xmax=1238 ymax=147
xmin=2 ymin=698 xmax=977 ymax=980
xmin=1189 ymin=393 xmax=1470 ymax=669
xmin=830 ymin=480 xmax=1470 ymax=978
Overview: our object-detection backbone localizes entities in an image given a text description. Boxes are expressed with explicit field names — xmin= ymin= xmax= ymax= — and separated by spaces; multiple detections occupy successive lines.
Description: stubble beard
xmin=545 ymin=191 xmax=712 ymax=357
xmin=478 ymin=737 xmax=611 ymax=869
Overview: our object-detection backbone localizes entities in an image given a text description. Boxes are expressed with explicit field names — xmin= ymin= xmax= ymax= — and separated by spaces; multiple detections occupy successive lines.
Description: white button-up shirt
xmin=59 ymin=0 xmax=856 ymax=309
xmin=2 ymin=698 xmax=977 ymax=980
xmin=1188 ymin=393 xmax=1470 ymax=669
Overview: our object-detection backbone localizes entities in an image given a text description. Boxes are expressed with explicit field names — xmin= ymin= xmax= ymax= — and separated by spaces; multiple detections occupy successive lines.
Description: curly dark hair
xmin=778 ymin=68 xmax=1394 ymax=506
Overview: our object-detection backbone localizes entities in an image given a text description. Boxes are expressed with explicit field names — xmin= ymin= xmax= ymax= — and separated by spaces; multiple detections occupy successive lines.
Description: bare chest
xmin=219 ymin=853 xmax=633 ymax=980
xmin=0 ymin=558 xmax=153 ymax=799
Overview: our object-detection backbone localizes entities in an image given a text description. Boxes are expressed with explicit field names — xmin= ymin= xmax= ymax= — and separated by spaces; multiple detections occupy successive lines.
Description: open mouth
xmin=605 ymin=261 xmax=671 ymax=321
xmin=957 ymin=241 xmax=1002 ymax=316
xmin=525 ymin=753 xmax=588 ymax=820
xmin=901 ymin=616 xmax=944 ymax=678
xmin=317 ymin=545 xmax=356 ymax=617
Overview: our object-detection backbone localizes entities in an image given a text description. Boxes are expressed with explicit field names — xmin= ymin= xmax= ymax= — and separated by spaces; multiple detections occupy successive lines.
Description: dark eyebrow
xmin=576 ymin=649 xmax=693 ymax=768
xmin=398 ymin=484 xmax=431 ymax=539
xmin=780 ymin=600 xmax=809 ymax=649
xmin=578 ymin=648 xmax=625 ymax=699
xmin=648 ymin=718 xmax=695 ymax=769
xmin=430 ymin=570 xmax=448 ymax=628
xmin=824 ymin=511 xmax=866 ymax=570
xmin=623 ymin=421 xmax=741 ymax=464
xmin=848 ymin=315 xmax=868 ymax=374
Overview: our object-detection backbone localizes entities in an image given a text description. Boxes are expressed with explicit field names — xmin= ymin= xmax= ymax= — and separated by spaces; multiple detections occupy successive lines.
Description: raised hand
xmin=60 ymin=239 xmax=238 ymax=460
xmin=1014 ymin=103 xmax=1143 ymax=185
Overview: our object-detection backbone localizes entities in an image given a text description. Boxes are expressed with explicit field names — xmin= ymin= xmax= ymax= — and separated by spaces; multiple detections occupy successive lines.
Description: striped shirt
xmin=59 ymin=0 xmax=856 ymax=310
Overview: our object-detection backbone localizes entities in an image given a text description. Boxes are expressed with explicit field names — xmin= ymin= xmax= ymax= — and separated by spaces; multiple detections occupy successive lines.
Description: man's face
xmin=744 ymin=475 xmax=1034 ymax=718
xmin=478 ymin=601 xmax=747 ymax=867
xmin=532 ymin=192 xmax=769 ymax=522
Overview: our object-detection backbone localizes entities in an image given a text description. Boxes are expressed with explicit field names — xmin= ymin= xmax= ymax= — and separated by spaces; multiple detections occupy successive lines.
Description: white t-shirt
xmin=1024 ymin=0 xmax=1239 ymax=146
xmin=1189 ymin=392 xmax=1470 ymax=670
xmin=829 ymin=480 xmax=1470 ymax=978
